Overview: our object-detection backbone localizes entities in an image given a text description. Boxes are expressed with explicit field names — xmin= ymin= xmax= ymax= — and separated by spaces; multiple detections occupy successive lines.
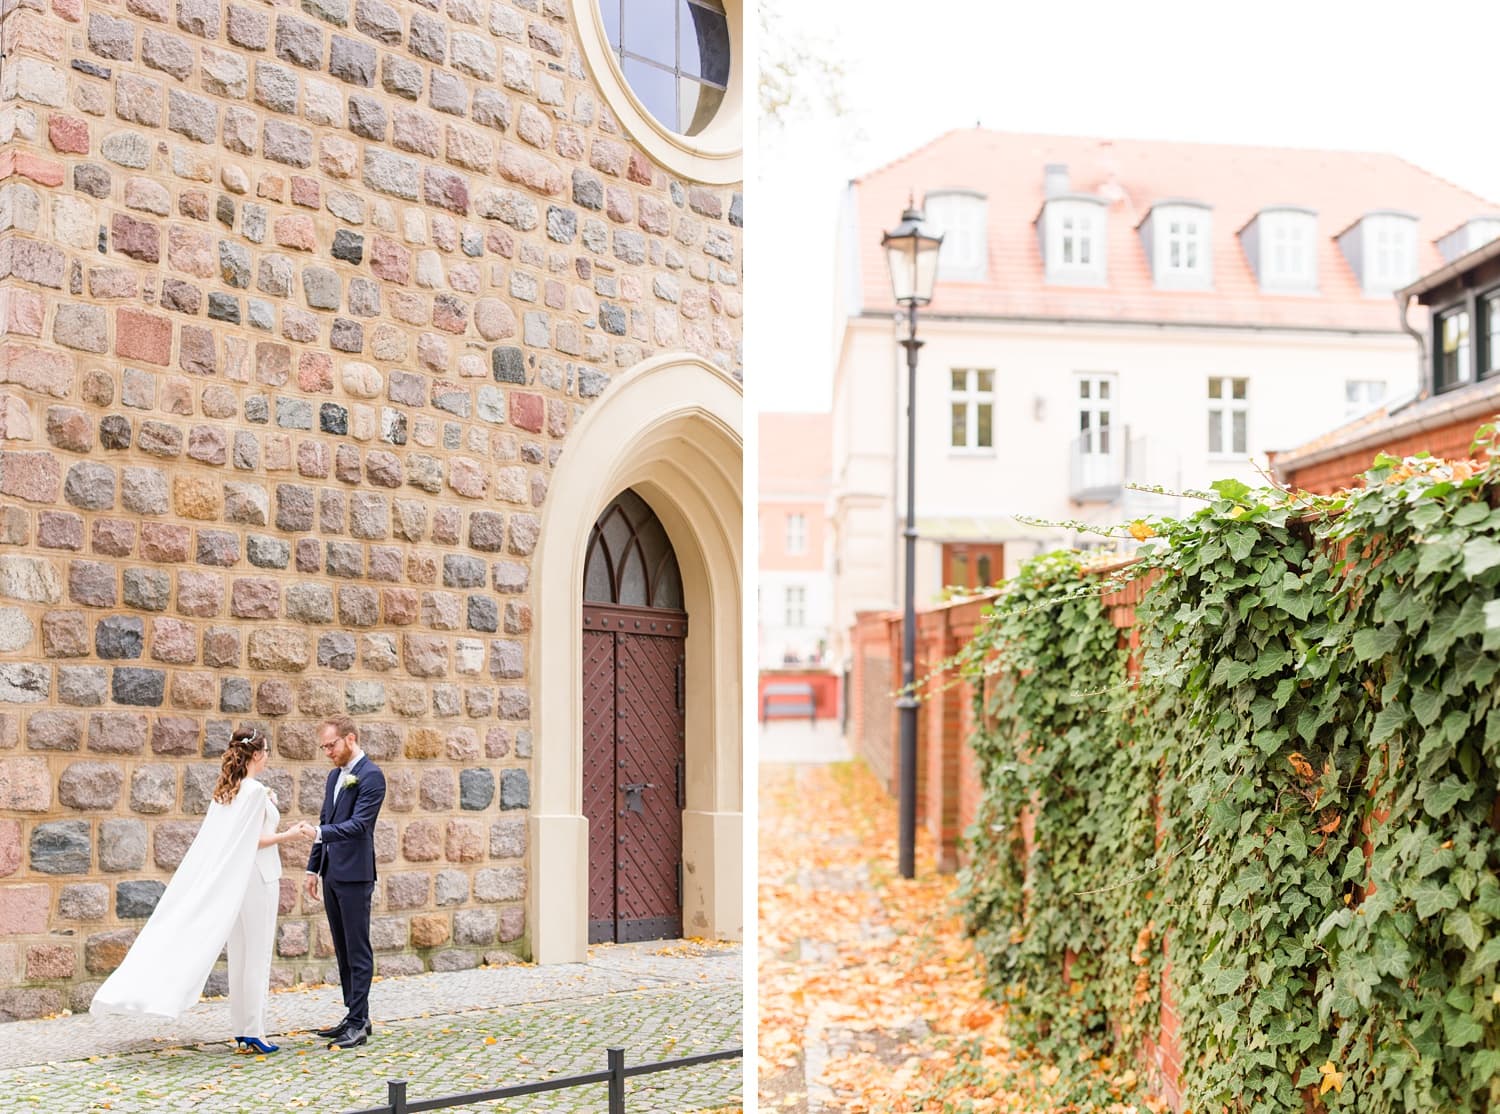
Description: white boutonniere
xmin=340 ymin=773 xmax=359 ymax=790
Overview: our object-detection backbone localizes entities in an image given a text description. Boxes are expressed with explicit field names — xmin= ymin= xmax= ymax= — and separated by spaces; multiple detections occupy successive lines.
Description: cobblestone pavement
xmin=0 ymin=941 xmax=743 ymax=1114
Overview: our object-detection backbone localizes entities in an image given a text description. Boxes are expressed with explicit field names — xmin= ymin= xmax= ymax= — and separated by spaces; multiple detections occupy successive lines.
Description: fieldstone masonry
xmin=0 ymin=0 xmax=742 ymax=1019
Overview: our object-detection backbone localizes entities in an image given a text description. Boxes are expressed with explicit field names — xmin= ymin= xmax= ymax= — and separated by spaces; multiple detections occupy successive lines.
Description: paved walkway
xmin=0 ymin=941 xmax=742 ymax=1113
xmin=755 ymin=719 xmax=848 ymax=765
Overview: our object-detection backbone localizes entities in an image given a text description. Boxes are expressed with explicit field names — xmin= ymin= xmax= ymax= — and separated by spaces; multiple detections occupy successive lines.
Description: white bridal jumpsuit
xmin=90 ymin=778 xmax=273 ymax=1027
xmin=229 ymin=789 xmax=282 ymax=1039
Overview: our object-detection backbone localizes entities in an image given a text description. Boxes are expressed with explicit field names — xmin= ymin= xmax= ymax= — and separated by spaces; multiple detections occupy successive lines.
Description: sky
xmin=750 ymin=0 xmax=1500 ymax=413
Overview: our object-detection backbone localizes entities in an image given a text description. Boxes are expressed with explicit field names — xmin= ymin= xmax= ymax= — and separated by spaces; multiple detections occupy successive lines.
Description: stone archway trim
xmin=528 ymin=353 xmax=741 ymax=963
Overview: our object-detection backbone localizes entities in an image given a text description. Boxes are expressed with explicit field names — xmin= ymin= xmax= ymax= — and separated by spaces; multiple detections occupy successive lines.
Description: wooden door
xmin=580 ymin=490 xmax=688 ymax=945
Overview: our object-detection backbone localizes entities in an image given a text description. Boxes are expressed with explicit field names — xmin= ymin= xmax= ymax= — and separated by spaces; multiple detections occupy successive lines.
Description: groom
xmin=305 ymin=715 xmax=386 ymax=1049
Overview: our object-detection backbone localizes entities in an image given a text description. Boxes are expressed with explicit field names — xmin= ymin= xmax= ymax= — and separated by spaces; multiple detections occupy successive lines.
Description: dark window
xmin=584 ymin=488 xmax=683 ymax=608
xmin=605 ymin=0 xmax=729 ymax=136
xmin=1437 ymin=307 xmax=1472 ymax=392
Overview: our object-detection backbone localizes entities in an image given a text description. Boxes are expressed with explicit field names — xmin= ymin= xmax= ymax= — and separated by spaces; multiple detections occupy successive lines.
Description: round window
xmin=571 ymin=0 xmax=741 ymax=184
xmin=599 ymin=0 xmax=730 ymax=137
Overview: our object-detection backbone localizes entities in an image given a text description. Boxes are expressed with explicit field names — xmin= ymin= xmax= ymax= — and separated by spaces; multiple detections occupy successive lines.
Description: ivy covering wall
xmin=959 ymin=456 xmax=1500 ymax=1111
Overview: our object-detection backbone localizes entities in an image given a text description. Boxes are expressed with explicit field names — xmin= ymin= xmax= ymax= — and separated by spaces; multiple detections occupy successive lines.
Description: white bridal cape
xmin=90 ymin=778 xmax=268 ymax=1019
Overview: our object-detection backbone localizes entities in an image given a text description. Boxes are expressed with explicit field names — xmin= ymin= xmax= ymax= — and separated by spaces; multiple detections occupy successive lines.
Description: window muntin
xmin=1044 ymin=200 xmax=1106 ymax=282
xmin=603 ymin=0 xmax=729 ymax=136
xmin=1260 ymin=211 xmax=1316 ymax=289
xmin=784 ymin=512 xmax=806 ymax=555
xmin=1366 ymin=215 xmax=1417 ymax=291
xmin=1076 ymin=374 xmax=1115 ymax=456
xmin=1207 ymin=376 xmax=1248 ymax=455
xmin=783 ymin=585 xmax=806 ymax=627
xmin=924 ymin=192 xmax=987 ymax=281
xmin=1437 ymin=307 xmax=1472 ymax=391
xmin=1165 ymin=216 xmax=1204 ymax=273
xmin=949 ymin=368 xmax=994 ymax=451
xmin=1344 ymin=379 xmax=1386 ymax=418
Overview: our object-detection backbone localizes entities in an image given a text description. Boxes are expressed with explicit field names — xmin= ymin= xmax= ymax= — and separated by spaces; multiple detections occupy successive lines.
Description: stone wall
xmin=0 ymin=0 xmax=742 ymax=1019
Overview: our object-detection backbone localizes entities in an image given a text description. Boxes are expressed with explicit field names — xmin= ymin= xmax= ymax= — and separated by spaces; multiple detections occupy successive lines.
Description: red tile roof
xmin=759 ymin=411 xmax=832 ymax=494
xmin=851 ymin=130 xmax=1498 ymax=331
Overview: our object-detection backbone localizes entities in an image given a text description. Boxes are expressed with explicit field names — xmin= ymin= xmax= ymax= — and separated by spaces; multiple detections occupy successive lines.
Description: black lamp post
xmin=881 ymin=204 xmax=943 ymax=879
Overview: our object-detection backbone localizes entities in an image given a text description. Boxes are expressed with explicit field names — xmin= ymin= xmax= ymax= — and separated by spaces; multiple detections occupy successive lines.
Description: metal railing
xmin=343 ymin=1045 xmax=742 ymax=1114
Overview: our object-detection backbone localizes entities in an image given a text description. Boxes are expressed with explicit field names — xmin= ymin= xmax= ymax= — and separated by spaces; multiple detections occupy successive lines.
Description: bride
xmin=90 ymin=727 xmax=314 ymax=1053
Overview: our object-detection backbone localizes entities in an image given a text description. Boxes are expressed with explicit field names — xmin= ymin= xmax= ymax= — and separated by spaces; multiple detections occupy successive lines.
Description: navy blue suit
xmin=306 ymin=754 xmax=385 ymax=1030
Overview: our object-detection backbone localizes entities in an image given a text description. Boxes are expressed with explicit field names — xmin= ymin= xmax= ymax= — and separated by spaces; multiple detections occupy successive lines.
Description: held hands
xmin=281 ymin=821 xmax=318 ymax=843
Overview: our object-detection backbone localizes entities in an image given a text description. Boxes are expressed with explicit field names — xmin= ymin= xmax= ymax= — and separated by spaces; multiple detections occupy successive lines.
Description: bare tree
xmin=758 ymin=1 xmax=849 ymax=129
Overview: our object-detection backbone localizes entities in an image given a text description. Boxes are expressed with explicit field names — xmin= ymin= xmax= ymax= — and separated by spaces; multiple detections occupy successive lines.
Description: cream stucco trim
xmin=529 ymin=353 xmax=743 ymax=963
xmin=568 ymin=0 xmax=743 ymax=186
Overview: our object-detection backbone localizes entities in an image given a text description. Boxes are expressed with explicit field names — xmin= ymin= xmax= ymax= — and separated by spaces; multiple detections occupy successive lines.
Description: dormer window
xmin=1040 ymin=196 xmax=1107 ymax=284
xmin=1240 ymin=206 xmax=1317 ymax=292
xmin=1139 ymin=201 xmax=1213 ymax=289
xmin=1436 ymin=217 xmax=1500 ymax=264
xmin=923 ymin=190 xmax=987 ymax=282
xmin=1338 ymin=211 xmax=1418 ymax=295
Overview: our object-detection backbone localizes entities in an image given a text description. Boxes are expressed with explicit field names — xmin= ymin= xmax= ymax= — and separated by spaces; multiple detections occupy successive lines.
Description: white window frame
xmin=1076 ymin=374 xmax=1117 ymax=457
xmin=1365 ymin=215 xmax=1417 ymax=292
xmin=784 ymin=512 xmax=806 ymax=556
xmin=949 ymin=368 xmax=995 ymax=453
xmin=1207 ymin=376 xmax=1248 ymax=457
xmin=1044 ymin=199 xmax=1107 ymax=283
xmin=924 ymin=190 xmax=987 ymax=282
xmin=1344 ymin=379 xmax=1386 ymax=418
xmin=1260 ymin=210 xmax=1317 ymax=291
xmin=783 ymin=584 xmax=806 ymax=628
xmin=1148 ymin=204 xmax=1213 ymax=287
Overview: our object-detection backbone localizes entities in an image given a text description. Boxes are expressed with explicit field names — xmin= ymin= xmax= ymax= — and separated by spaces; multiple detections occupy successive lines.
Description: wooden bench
xmin=761 ymin=681 xmax=817 ymax=724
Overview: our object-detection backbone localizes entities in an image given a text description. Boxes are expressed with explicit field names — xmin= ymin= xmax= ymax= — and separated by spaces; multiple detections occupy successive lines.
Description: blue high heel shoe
xmin=234 ymin=1036 xmax=279 ymax=1054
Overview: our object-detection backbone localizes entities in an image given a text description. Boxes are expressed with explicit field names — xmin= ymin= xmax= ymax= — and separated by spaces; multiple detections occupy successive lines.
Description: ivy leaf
xmin=1444 ymin=1005 xmax=1485 ymax=1047
xmin=1469 ymin=1049 xmax=1500 ymax=1087
xmin=1424 ymin=775 xmax=1475 ymax=818
xmin=1409 ymin=878 xmax=1461 ymax=919
xmin=1211 ymin=478 xmax=1252 ymax=503
xmin=1463 ymin=535 xmax=1500 ymax=577
xmin=1444 ymin=909 xmax=1484 ymax=951
xmin=1353 ymin=625 xmax=1399 ymax=662
xmin=1410 ymin=687 xmax=1445 ymax=728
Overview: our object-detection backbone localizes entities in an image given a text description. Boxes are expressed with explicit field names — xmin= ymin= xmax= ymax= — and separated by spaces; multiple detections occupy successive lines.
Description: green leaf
xmin=1444 ymin=909 xmax=1484 ymax=950
xmin=1424 ymin=775 xmax=1475 ymax=818
xmin=1463 ymin=535 xmax=1500 ymax=577
xmin=1211 ymin=478 xmax=1252 ymax=503
xmin=1353 ymin=625 xmax=1400 ymax=662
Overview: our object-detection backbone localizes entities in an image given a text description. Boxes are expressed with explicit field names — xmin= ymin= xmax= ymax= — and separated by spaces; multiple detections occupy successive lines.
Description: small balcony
xmin=1070 ymin=430 xmax=1132 ymax=502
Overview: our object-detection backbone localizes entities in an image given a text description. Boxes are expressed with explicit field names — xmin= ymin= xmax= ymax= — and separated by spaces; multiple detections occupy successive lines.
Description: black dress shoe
xmin=314 ymin=1018 xmax=351 ymax=1039
xmin=327 ymin=1023 xmax=370 ymax=1050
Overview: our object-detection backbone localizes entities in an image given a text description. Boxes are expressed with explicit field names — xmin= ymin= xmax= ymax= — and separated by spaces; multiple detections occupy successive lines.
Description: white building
xmin=829 ymin=131 xmax=1500 ymax=660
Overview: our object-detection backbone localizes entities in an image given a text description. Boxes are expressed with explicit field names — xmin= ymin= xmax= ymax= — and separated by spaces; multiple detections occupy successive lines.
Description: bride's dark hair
xmin=213 ymin=727 xmax=268 ymax=804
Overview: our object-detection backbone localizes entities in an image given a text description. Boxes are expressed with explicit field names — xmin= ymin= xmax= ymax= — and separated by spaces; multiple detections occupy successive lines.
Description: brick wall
xmin=1279 ymin=416 xmax=1483 ymax=494
xmin=0 ymin=0 xmax=741 ymax=1019
xmin=846 ymin=574 xmax=1189 ymax=1102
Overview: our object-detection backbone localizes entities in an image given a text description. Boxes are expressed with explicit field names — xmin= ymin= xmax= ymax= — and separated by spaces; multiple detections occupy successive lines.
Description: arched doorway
xmin=529 ymin=352 xmax=741 ymax=964
xmin=582 ymin=490 xmax=688 ymax=943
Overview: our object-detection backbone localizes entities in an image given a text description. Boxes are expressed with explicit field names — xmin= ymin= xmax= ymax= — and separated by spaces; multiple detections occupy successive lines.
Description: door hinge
xmin=676 ymin=755 xmax=685 ymax=809
xmin=675 ymin=658 xmax=684 ymax=714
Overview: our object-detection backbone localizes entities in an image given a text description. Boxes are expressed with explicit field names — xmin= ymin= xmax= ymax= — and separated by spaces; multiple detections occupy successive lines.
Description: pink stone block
xmin=115 ymin=309 xmax=172 ymax=366
xmin=0 ymin=884 xmax=51 ymax=935
xmin=0 ymin=450 xmax=60 ymax=503
xmin=509 ymin=392 xmax=544 ymax=433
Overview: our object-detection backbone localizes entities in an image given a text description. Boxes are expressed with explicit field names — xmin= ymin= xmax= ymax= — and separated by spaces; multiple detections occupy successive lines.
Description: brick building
xmin=0 ymin=0 xmax=743 ymax=1018
xmin=1273 ymin=235 xmax=1500 ymax=491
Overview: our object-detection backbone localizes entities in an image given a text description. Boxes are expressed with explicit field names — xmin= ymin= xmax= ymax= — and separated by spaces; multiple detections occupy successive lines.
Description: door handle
xmin=620 ymin=782 xmax=655 ymax=813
